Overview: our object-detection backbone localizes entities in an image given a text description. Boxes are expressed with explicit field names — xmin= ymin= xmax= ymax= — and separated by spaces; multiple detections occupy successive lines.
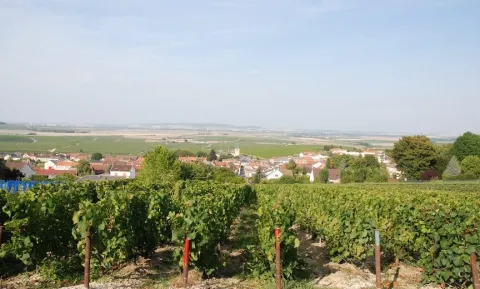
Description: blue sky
xmin=1 ymin=0 xmax=479 ymax=134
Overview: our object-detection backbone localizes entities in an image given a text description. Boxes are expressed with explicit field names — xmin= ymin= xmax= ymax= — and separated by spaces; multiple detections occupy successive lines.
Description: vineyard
xmin=0 ymin=182 xmax=480 ymax=288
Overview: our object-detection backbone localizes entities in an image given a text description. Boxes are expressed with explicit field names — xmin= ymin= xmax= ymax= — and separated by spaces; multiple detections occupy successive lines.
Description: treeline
xmin=391 ymin=132 xmax=480 ymax=180
xmin=140 ymin=147 xmax=243 ymax=184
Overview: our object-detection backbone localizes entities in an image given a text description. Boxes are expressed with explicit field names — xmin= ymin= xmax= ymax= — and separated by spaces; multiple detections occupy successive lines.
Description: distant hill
xmin=0 ymin=122 xmax=6 ymax=125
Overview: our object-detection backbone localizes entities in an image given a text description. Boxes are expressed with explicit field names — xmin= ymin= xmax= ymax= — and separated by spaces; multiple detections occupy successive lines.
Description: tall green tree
xmin=139 ymin=146 xmax=180 ymax=183
xmin=461 ymin=156 xmax=480 ymax=179
xmin=207 ymin=149 xmax=218 ymax=162
xmin=318 ymin=168 xmax=328 ymax=183
xmin=76 ymin=160 xmax=92 ymax=176
xmin=91 ymin=152 xmax=103 ymax=161
xmin=442 ymin=156 xmax=462 ymax=179
xmin=392 ymin=135 xmax=437 ymax=180
xmin=286 ymin=159 xmax=297 ymax=171
xmin=253 ymin=167 xmax=263 ymax=184
xmin=451 ymin=132 xmax=480 ymax=161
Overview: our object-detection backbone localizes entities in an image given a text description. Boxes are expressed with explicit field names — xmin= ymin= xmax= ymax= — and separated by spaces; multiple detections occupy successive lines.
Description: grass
xmin=0 ymin=134 xmax=333 ymax=158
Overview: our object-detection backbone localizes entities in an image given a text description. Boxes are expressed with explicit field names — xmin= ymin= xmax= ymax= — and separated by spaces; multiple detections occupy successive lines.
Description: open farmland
xmin=0 ymin=134 xmax=344 ymax=158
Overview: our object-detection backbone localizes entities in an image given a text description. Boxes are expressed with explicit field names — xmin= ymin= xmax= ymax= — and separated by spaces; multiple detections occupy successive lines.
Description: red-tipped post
xmin=275 ymin=227 xmax=281 ymax=289
xmin=472 ymin=253 xmax=480 ymax=289
xmin=84 ymin=226 xmax=92 ymax=289
xmin=375 ymin=230 xmax=381 ymax=289
xmin=183 ymin=237 xmax=190 ymax=288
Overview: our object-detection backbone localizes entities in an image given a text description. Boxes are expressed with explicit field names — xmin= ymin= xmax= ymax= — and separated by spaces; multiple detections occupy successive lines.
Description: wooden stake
xmin=472 ymin=253 xmax=480 ymax=289
xmin=84 ymin=226 xmax=92 ymax=289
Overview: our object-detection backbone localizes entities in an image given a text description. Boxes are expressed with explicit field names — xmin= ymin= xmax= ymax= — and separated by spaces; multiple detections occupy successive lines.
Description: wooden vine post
xmin=375 ymin=230 xmax=381 ymax=289
xmin=84 ymin=226 xmax=92 ymax=289
xmin=275 ymin=227 xmax=281 ymax=289
xmin=472 ymin=253 xmax=480 ymax=289
xmin=183 ymin=236 xmax=190 ymax=288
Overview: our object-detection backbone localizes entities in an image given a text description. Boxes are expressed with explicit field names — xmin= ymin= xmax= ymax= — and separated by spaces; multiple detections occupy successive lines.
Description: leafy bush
xmin=256 ymin=184 xmax=480 ymax=285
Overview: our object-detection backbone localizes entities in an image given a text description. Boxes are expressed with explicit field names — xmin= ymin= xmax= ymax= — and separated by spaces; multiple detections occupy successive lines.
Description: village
xmin=0 ymin=145 xmax=400 ymax=183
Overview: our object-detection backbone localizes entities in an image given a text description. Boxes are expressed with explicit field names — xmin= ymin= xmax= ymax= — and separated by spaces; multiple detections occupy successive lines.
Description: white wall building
xmin=265 ymin=168 xmax=283 ymax=180
xmin=110 ymin=163 xmax=136 ymax=179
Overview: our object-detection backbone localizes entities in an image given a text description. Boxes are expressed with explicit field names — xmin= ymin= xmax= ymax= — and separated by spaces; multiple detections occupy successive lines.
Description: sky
xmin=1 ymin=0 xmax=479 ymax=134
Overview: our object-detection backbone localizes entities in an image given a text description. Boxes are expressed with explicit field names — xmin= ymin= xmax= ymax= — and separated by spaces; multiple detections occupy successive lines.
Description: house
xmin=44 ymin=160 xmax=57 ymax=170
xmin=361 ymin=150 xmax=377 ymax=157
xmin=346 ymin=151 xmax=361 ymax=157
xmin=68 ymin=153 xmax=86 ymax=162
xmin=110 ymin=163 xmax=136 ymax=179
xmin=328 ymin=169 xmax=341 ymax=184
xmin=330 ymin=148 xmax=348 ymax=155
xmin=265 ymin=168 xmax=283 ymax=180
xmin=55 ymin=161 xmax=76 ymax=171
xmin=23 ymin=153 xmax=36 ymax=161
xmin=309 ymin=169 xmax=315 ymax=183
xmin=3 ymin=154 xmax=21 ymax=161
xmin=5 ymin=162 xmax=36 ymax=178
xmin=36 ymin=169 xmax=76 ymax=179
xmin=35 ymin=154 xmax=60 ymax=163
xmin=91 ymin=163 xmax=110 ymax=175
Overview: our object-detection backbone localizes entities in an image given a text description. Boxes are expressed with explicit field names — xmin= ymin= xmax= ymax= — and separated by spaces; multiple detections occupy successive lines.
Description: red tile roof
xmin=36 ymin=169 xmax=76 ymax=176
xmin=110 ymin=163 xmax=133 ymax=172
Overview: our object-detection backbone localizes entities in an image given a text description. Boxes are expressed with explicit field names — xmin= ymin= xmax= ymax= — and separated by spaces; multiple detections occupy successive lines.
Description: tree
xmin=139 ymin=146 xmax=180 ymax=183
xmin=196 ymin=151 xmax=208 ymax=158
xmin=286 ymin=159 xmax=297 ymax=171
xmin=442 ymin=156 xmax=462 ymax=179
xmin=451 ymin=132 xmax=480 ymax=161
xmin=207 ymin=149 xmax=218 ymax=162
xmin=319 ymin=168 xmax=328 ymax=183
xmin=461 ymin=156 xmax=480 ymax=179
xmin=392 ymin=135 xmax=437 ymax=180
xmin=56 ymin=173 xmax=76 ymax=182
xmin=253 ymin=167 xmax=263 ymax=184
xmin=328 ymin=154 xmax=354 ymax=169
xmin=76 ymin=159 xmax=92 ymax=176
xmin=91 ymin=152 xmax=103 ymax=161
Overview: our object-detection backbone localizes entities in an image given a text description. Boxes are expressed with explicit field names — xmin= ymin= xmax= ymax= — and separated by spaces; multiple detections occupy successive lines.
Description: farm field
xmin=1 ymin=181 xmax=479 ymax=288
xmin=0 ymin=134 xmax=333 ymax=158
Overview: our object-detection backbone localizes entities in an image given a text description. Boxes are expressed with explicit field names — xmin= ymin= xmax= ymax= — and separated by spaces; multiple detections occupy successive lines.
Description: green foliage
xmin=392 ymin=135 xmax=437 ymax=180
xmin=328 ymin=154 xmax=354 ymax=169
xmin=286 ymin=160 xmax=297 ymax=171
xmin=72 ymin=184 xmax=173 ymax=276
xmin=461 ymin=156 xmax=480 ymax=179
xmin=55 ymin=173 xmax=76 ymax=182
xmin=247 ymin=189 xmax=299 ymax=279
xmin=76 ymin=160 xmax=92 ymax=176
xmin=139 ymin=146 xmax=180 ymax=184
xmin=253 ymin=167 xmax=263 ymax=184
xmin=451 ymin=132 xmax=480 ymax=161
xmin=442 ymin=156 xmax=462 ymax=179
xmin=169 ymin=182 xmax=252 ymax=276
xmin=196 ymin=151 xmax=207 ymax=158
xmin=256 ymin=184 xmax=480 ymax=286
xmin=91 ymin=153 xmax=103 ymax=161
xmin=318 ymin=168 xmax=328 ymax=183
xmin=207 ymin=150 xmax=217 ymax=162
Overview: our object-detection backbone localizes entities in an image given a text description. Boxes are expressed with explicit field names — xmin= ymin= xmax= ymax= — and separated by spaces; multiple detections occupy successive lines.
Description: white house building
xmin=110 ymin=163 xmax=136 ymax=179
xmin=44 ymin=160 xmax=57 ymax=170
xmin=233 ymin=144 xmax=240 ymax=157
xmin=265 ymin=168 xmax=283 ymax=180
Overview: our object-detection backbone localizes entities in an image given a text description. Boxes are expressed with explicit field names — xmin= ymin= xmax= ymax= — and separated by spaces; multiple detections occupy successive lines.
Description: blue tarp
xmin=0 ymin=180 xmax=53 ymax=193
